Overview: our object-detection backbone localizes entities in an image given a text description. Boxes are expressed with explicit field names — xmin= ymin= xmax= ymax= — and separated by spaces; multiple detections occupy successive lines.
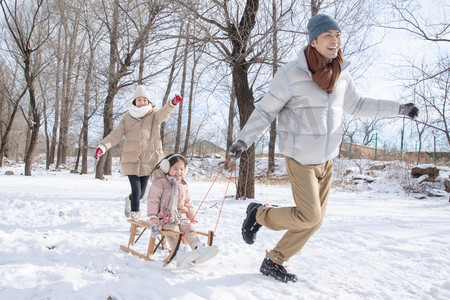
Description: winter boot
xmin=176 ymin=246 xmax=199 ymax=268
xmin=241 ymin=202 xmax=262 ymax=244
xmin=130 ymin=211 xmax=140 ymax=221
xmin=194 ymin=244 xmax=219 ymax=264
xmin=260 ymin=255 xmax=298 ymax=283
xmin=124 ymin=196 xmax=131 ymax=218
xmin=130 ymin=211 xmax=142 ymax=235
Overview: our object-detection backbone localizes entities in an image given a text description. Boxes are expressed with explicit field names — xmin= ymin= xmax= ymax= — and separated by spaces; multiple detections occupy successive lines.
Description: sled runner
xmin=120 ymin=219 xmax=214 ymax=265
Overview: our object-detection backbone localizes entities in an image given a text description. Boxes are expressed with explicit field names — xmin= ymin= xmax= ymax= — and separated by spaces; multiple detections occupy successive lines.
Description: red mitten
xmin=171 ymin=94 xmax=183 ymax=105
xmin=94 ymin=148 xmax=103 ymax=159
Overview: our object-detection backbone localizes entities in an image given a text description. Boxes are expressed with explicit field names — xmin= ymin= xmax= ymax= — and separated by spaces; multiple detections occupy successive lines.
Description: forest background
xmin=0 ymin=0 xmax=449 ymax=198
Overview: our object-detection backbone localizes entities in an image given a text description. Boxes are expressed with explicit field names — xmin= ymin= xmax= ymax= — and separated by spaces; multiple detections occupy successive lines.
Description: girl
xmin=147 ymin=154 xmax=218 ymax=268
xmin=94 ymin=85 xmax=183 ymax=221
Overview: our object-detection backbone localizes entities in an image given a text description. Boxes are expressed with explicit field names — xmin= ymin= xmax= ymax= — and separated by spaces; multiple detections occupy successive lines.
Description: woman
xmin=94 ymin=85 xmax=183 ymax=221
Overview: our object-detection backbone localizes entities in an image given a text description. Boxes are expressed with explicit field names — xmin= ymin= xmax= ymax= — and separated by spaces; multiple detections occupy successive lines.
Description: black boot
xmin=241 ymin=202 xmax=262 ymax=244
xmin=260 ymin=256 xmax=298 ymax=283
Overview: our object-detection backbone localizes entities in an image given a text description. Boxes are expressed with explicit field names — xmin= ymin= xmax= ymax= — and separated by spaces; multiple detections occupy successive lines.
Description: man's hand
xmin=399 ymin=103 xmax=419 ymax=119
xmin=171 ymin=94 xmax=183 ymax=106
xmin=94 ymin=148 xmax=103 ymax=159
xmin=229 ymin=140 xmax=247 ymax=159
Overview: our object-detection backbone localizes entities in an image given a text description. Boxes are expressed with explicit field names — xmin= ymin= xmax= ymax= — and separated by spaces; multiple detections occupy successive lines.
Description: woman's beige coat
xmin=100 ymin=102 xmax=175 ymax=176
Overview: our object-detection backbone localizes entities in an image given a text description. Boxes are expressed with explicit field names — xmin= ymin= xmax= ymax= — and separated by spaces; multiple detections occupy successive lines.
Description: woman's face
xmin=168 ymin=160 xmax=186 ymax=181
xmin=135 ymin=97 xmax=149 ymax=108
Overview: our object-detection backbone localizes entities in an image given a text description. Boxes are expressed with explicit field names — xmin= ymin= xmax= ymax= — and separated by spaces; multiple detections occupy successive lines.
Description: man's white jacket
xmin=236 ymin=46 xmax=400 ymax=165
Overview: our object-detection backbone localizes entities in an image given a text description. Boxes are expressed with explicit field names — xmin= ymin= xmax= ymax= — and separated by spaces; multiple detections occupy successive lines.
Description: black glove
xmin=399 ymin=103 xmax=419 ymax=119
xmin=229 ymin=140 xmax=247 ymax=159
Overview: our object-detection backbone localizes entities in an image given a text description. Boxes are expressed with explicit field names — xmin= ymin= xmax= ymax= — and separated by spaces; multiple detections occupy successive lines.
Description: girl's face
xmin=168 ymin=160 xmax=186 ymax=180
xmin=135 ymin=97 xmax=149 ymax=108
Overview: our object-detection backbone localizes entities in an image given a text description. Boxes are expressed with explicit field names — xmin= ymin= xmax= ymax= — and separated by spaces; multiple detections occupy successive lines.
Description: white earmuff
xmin=159 ymin=154 xmax=189 ymax=174
xmin=159 ymin=158 xmax=171 ymax=173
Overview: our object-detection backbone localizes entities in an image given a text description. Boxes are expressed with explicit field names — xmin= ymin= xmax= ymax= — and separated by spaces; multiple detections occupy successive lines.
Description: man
xmin=229 ymin=14 xmax=418 ymax=283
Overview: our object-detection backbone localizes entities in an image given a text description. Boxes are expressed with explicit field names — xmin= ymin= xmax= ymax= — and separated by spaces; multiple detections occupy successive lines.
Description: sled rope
xmin=182 ymin=156 xmax=234 ymax=238
xmin=213 ymin=159 xmax=236 ymax=234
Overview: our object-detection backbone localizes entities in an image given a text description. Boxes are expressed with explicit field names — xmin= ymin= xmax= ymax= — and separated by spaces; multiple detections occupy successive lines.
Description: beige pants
xmin=256 ymin=157 xmax=333 ymax=265
xmin=163 ymin=218 xmax=201 ymax=250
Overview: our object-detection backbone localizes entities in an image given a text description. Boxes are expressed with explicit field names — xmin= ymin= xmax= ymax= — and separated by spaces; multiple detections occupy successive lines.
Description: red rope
xmin=182 ymin=156 xmax=231 ymax=237
xmin=213 ymin=160 xmax=236 ymax=235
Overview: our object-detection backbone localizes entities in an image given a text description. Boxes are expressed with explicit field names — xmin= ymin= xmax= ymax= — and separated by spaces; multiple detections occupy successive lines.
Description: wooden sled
xmin=120 ymin=219 xmax=214 ymax=265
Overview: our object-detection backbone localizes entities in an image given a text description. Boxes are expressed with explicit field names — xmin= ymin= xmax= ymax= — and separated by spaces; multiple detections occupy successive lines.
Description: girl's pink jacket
xmin=147 ymin=172 xmax=198 ymax=223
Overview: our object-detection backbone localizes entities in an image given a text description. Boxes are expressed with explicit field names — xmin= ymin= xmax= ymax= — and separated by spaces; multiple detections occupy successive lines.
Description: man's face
xmin=311 ymin=29 xmax=341 ymax=61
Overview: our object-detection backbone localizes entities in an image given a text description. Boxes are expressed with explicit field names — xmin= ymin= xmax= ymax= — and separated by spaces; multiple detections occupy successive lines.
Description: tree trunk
xmin=183 ymin=44 xmax=198 ymax=157
xmin=230 ymin=0 xmax=259 ymax=199
xmin=268 ymin=0 xmax=279 ymax=174
xmin=175 ymin=24 xmax=189 ymax=153
xmin=268 ymin=120 xmax=277 ymax=173
xmin=41 ymin=79 xmax=51 ymax=169
xmin=233 ymin=63 xmax=256 ymax=199
xmin=225 ymin=84 xmax=236 ymax=170
xmin=311 ymin=0 xmax=323 ymax=16
xmin=24 ymin=55 xmax=40 ymax=176
xmin=49 ymin=25 xmax=62 ymax=169
xmin=81 ymin=28 xmax=98 ymax=174
xmin=96 ymin=0 xmax=119 ymax=179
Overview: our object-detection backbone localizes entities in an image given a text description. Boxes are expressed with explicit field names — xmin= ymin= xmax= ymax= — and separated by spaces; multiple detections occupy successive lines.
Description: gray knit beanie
xmin=307 ymin=14 xmax=341 ymax=44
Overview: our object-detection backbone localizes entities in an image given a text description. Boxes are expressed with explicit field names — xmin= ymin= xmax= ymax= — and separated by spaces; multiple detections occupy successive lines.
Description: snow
xmin=1 ymin=157 xmax=449 ymax=300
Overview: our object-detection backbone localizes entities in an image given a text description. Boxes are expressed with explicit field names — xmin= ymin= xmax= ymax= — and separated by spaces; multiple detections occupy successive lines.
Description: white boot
xmin=130 ymin=211 xmax=141 ymax=234
xmin=194 ymin=244 xmax=218 ymax=264
xmin=176 ymin=246 xmax=199 ymax=268
xmin=124 ymin=196 xmax=131 ymax=218
xmin=131 ymin=211 xmax=140 ymax=221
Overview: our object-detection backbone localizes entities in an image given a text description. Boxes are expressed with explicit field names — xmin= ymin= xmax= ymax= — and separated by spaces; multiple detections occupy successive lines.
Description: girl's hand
xmin=171 ymin=94 xmax=183 ymax=105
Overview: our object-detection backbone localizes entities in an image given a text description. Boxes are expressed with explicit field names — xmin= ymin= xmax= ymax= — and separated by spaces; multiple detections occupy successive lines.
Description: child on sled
xmin=147 ymin=154 xmax=218 ymax=268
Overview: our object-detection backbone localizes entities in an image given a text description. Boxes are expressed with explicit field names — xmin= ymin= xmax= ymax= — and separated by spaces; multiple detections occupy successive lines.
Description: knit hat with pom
xmin=133 ymin=85 xmax=151 ymax=101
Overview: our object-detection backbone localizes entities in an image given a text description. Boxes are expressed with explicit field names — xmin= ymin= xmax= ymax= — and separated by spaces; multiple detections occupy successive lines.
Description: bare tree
xmin=408 ymin=57 xmax=450 ymax=149
xmin=379 ymin=0 xmax=449 ymax=43
xmin=56 ymin=0 xmax=86 ymax=168
xmin=0 ymin=64 xmax=27 ymax=167
xmin=160 ymin=24 xmax=183 ymax=145
xmin=95 ymin=0 xmax=164 ymax=179
xmin=177 ymin=0 xmax=297 ymax=199
xmin=77 ymin=1 xmax=105 ymax=174
xmin=380 ymin=0 xmax=449 ymax=150
xmin=174 ymin=22 xmax=189 ymax=153
xmin=37 ymin=67 xmax=56 ymax=170
xmin=47 ymin=22 xmax=62 ymax=168
xmin=182 ymin=36 xmax=204 ymax=156
xmin=1 ymin=0 xmax=53 ymax=175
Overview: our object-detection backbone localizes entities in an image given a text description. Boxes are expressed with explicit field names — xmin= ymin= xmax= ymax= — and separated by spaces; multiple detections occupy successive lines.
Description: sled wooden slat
xmin=120 ymin=245 xmax=154 ymax=261
xmin=120 ymin=219 xmax=213 ymax=265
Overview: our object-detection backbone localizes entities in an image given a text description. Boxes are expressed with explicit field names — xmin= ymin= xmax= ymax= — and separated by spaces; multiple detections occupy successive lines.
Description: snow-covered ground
xmin=1 ymin=157 xmax=449 ymax=300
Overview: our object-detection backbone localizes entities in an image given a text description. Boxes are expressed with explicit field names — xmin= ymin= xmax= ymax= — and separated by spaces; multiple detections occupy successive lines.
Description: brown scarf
xmin=304 ymin=45 xmax=343 ymax=94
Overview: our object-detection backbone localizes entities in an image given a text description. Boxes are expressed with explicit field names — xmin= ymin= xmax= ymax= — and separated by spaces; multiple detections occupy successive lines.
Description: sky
xmin=0 ymin=156 xmax=449 ymax=299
